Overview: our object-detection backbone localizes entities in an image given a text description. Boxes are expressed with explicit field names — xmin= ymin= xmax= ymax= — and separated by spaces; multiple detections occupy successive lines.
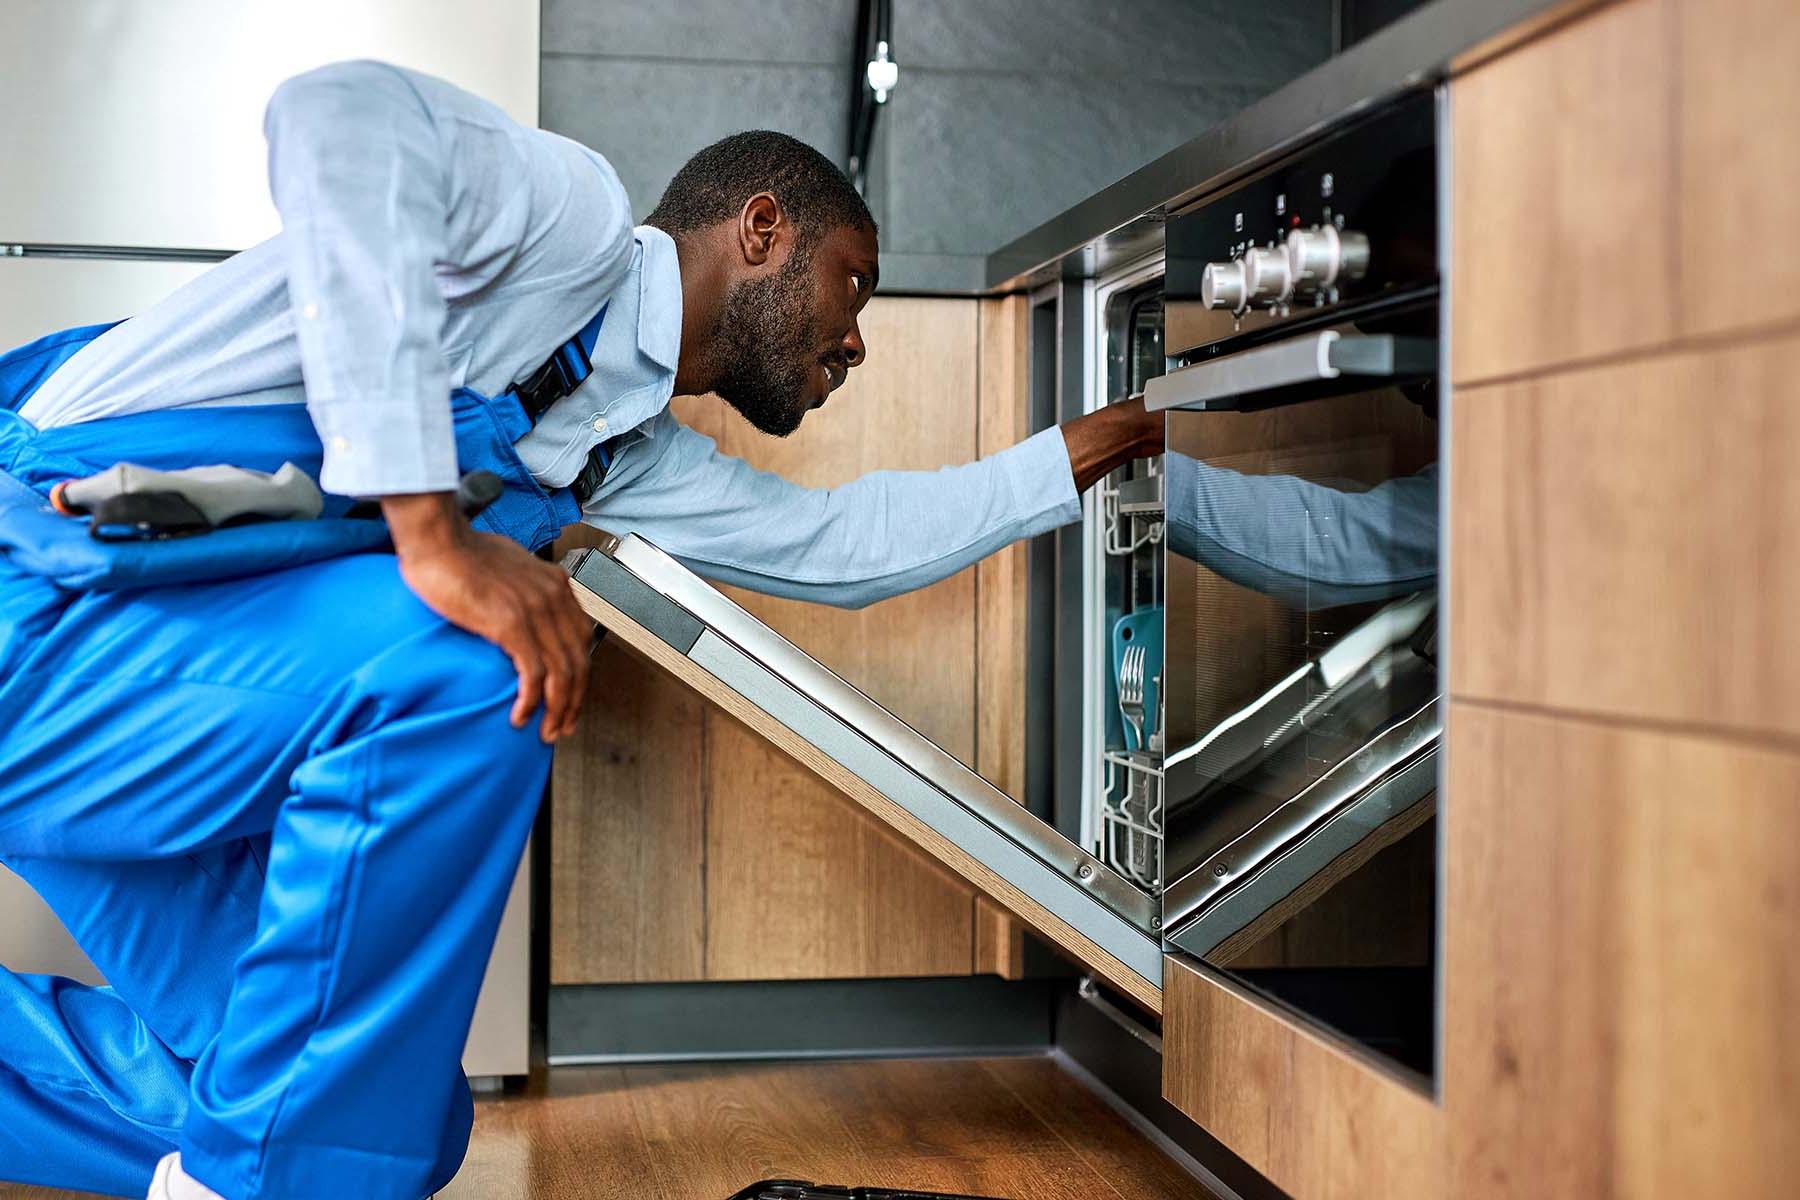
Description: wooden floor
xmin=4 ymin=1055 xmax=1213 ymax=1200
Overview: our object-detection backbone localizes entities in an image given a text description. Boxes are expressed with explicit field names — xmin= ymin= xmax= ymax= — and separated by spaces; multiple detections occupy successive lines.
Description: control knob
xmin=1241 ymin=246 xmax=1293 ymax=307
xmin=1199 ymin=259 xmax=1247 ymax=311
xmin=1284 ymin=225 xmax=1371 ymax=291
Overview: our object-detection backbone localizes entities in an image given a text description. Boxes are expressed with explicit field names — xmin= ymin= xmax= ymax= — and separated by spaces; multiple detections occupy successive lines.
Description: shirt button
xmin=302 ymin=303 xmax=320 ymax=321
xmin=590 ymin=415 xmax=608 ymax=434
xmin=330 ymin=435 xmax=350 ymax=453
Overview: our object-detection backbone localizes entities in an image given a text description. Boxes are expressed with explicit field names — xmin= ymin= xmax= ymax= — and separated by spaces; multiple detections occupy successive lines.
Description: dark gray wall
xmin=542 ymin=1 xmax=1333 ymax=291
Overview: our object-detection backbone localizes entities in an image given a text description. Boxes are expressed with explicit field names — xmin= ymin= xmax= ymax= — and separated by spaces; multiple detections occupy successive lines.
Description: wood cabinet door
xmin=553 ymin=298 xmax=1018 ymax=987
xmin=559 ymin=296 xmax=1162 ymax=1010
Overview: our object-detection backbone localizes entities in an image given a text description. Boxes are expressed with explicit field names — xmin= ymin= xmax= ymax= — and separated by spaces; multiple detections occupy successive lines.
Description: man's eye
xmin=851 ymin=273 xmax=869 ymax=294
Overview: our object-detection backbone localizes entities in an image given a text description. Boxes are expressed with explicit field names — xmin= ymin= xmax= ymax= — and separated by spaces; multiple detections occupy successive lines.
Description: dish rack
xmin=1097 ymin=456 xmax=1165 ymax=892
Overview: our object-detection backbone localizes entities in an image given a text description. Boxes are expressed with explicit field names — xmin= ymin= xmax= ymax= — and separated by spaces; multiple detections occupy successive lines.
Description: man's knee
xmin=350 ymin=601 xmax=525 ymax=726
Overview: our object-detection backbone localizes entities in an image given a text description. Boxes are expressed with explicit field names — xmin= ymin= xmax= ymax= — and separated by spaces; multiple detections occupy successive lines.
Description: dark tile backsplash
xmin=541 ymin=0 xmax=1332 ymax=288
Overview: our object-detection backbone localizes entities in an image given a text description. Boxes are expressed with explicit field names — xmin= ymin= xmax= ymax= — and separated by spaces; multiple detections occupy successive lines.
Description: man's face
xmin=711 ymin=222 xmax=879 ymax=436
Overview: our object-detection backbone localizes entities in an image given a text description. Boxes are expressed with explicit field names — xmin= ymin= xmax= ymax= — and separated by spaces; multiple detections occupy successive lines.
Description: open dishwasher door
xmin=563 ymin=533 xmax=1164 ymax=1010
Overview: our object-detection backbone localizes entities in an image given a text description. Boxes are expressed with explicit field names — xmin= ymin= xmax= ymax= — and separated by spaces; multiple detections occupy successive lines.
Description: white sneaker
xmin=145 ymin=1149 xmax=438 ymax=1199
xmin=146 ymin=1153 xmax=227 ymax=1200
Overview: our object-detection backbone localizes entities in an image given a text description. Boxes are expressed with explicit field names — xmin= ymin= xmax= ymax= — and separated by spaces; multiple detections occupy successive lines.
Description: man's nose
xmin=842 ymin=324 xmax=866 ymax=368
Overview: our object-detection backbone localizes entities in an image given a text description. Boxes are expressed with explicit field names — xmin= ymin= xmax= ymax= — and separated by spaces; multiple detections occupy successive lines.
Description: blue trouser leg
xmin=0 ymin=552 xmax=550 ymax=1199
xmin=0 ymin=971 xmax=193 ymax=1194
xmin=0 ymin=845 xmax=261 ymax=1195
xmin=1 ymin=847 xmax=474 ymax=1198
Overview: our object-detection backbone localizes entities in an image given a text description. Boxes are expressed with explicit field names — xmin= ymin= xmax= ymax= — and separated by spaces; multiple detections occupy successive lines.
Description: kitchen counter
xmin=978 ymin=0 xmax=1587 ymax=294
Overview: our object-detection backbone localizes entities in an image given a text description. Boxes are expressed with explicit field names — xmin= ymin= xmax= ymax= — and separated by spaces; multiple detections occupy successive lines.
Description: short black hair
xmin=646 ymin=130 xmax=876 ymax=247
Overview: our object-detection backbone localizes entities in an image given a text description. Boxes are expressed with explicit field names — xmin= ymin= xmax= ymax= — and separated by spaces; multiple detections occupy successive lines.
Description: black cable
xmin=846 ymin=0 xmax=873 ymax=192
xmin=845 ymin=0 xmax=893 ymax=197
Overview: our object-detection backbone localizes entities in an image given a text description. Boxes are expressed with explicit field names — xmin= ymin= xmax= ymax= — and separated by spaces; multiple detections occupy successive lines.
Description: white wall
xmin=0 ymin=0 xmax=540 ymax=248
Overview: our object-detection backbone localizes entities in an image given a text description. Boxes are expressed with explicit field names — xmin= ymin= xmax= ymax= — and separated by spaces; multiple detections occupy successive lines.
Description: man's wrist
xmin=380 ymin=491 xmax=466 ymax=558
xmin=1060 ymin=397 xmax=1165 ymax=492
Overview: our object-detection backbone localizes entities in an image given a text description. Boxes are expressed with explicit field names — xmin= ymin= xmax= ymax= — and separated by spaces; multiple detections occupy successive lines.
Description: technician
xmin=0 ymin=61 xmax=1432 ymax=1200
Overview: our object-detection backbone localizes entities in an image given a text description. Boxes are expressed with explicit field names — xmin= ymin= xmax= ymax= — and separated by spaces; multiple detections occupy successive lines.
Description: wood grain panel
xmin=1451 ymin=335 xmax=1800 ymax=739
xmin=981 ymin=1057 xmax=1218 ymax=1200
xmin=548 ymin=394 xmax=723 ymax=984
xmin=565 ymin=576 xmax=1162 ymax=1013
xmin=973 ymin=894 xmax=1025 ymax=980
xmin=1163 ymin=956 xmax=1443 ymax=1200
xmin=702 ymin=715 xmax=975 ymax=981
xmin=976 ymin=294 xmax=1032 ymax=804
xmin=689 ymin=297 xmax=987 ymax=981
xmin=1451 ymin=0 xmax=1676 ymax=383
xmin=1676 ymin=0 xmax=1800 ymax=339
xmin=704 ymin=295 xmax=981 ymax=757
xmin=551 ymin=527 xmax=707 ymax=985
xmin=410 ymin=1056 xmax=1220 ymax=1200
xmin=446 ymin=1066 xmax=662 ymax=1200
xmin=553 ymin=299 xmax=997 ymax=986
xmin=1444 ymin=703 xmax=1800 ymax=1200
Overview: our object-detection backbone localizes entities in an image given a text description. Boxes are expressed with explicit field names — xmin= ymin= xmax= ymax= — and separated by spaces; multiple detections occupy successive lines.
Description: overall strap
xmin=504 ymin=303 xmax=618 ymax=505
xmin=510 ymin=304 xmax=608 ymax=422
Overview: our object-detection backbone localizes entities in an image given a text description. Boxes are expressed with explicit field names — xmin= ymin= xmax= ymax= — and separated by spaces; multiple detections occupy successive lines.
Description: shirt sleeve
xmin=263 ymin=60 xmax=632 ymax=496
xmin=1165 ymin=453 xmax=1439 ymax=609
xmin=586 ymin=412 xmax=1084 ymax=609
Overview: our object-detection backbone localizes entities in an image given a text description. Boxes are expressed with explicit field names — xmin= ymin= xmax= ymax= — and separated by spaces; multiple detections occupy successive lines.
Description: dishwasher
xmin=570 ymin=88 xmax=1445 ymax=1081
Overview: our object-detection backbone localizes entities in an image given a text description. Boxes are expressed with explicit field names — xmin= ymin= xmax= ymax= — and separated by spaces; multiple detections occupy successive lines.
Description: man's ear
xmin=738 ymin=192 xmax=784 ymax=268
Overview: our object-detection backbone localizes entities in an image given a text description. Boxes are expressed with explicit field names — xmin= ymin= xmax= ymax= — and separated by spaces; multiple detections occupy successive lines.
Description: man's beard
xmin=710 ymin=241 xmax=822 ymax=437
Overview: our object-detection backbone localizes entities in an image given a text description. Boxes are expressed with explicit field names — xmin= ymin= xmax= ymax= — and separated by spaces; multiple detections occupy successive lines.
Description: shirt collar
xmin=634 ymin=224 xmax=682 ymax=376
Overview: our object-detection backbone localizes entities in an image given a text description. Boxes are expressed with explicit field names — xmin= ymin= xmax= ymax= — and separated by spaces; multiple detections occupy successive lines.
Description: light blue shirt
xmin=20 ymin=60 xmax=1082 ymax=609
xmin=1165 ymin=454 xmax=1437 ymax=609
xmin=18 ymin=60 xmax=1434 ymax=611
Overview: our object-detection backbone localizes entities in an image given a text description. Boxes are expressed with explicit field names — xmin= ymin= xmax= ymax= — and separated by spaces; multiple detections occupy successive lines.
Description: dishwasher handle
xmin=1144 ymin=331 xmax=1436 ymax=413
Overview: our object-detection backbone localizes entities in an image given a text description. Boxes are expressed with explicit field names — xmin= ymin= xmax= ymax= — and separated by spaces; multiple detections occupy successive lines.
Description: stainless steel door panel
xmin=686 ymin=630 xmax=1164 ymax=985
xmin=1164 ymin=754 xmax=1436 ymax=960
xmin=1162 ymin=698 xmax=1439 ymax=935
xmin=565 ymin=535 xmax=1163 ymax=993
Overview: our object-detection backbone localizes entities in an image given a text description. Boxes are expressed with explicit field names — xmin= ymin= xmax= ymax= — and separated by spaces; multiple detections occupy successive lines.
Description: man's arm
xmin=265 ymin=61 xmax=625 ymax=740
xmin=1165 ymin=455 xmax=1438 ymax=609
xmin=1061 ymin=397 xmax=1165 ymax=492
xmin=585 ymin=403 xmax=1161 ymax=610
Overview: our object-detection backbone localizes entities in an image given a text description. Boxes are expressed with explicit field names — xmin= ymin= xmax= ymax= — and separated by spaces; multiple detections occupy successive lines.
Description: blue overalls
xmin=0 ymin=310 xmax=604 ymax=1199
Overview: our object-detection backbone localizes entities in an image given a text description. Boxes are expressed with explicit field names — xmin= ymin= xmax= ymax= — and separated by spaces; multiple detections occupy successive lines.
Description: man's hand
xmin=1060 ymin=396 xmax=1166 ymax=492
xmin=383 ymin=492 xmax=591 ymax=742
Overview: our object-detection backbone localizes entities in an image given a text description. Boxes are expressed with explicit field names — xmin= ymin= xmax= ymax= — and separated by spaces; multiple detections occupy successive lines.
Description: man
xmin=0 ymin=61 xmax=1163 ymax=1199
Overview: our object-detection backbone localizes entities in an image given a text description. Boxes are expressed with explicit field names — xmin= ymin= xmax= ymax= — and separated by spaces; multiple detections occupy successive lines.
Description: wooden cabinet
xmin=1453 ymin=0 xmax=1800 ymax=382
xmin=551 ymin=634 xmax=707 ymax=983
xmin=1450 ymin=0 xmax=1676 ymax=381
xmin=1676 ymin=0 xmax=1800 ymax=338
xmin=553 ymin=296 xmax=1031 ymax=986
xmin=1451 ymin=336 xmax=1800 ymax=739
xmin=1162 ymin=1 xmax=1800 ymax=1196
xmin=1163 ymin=958 xmax=1442 ymax=1200
xmin=1444 ymin=704 xmax=1800 ymax=1200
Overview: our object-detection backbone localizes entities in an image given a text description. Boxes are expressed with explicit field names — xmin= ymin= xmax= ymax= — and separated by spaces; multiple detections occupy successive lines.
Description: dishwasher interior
xmin=1032 ymin=89 xmax=1442 ymax=1079
xmin=1093 ymin=275 xmax=1169 ymax=895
